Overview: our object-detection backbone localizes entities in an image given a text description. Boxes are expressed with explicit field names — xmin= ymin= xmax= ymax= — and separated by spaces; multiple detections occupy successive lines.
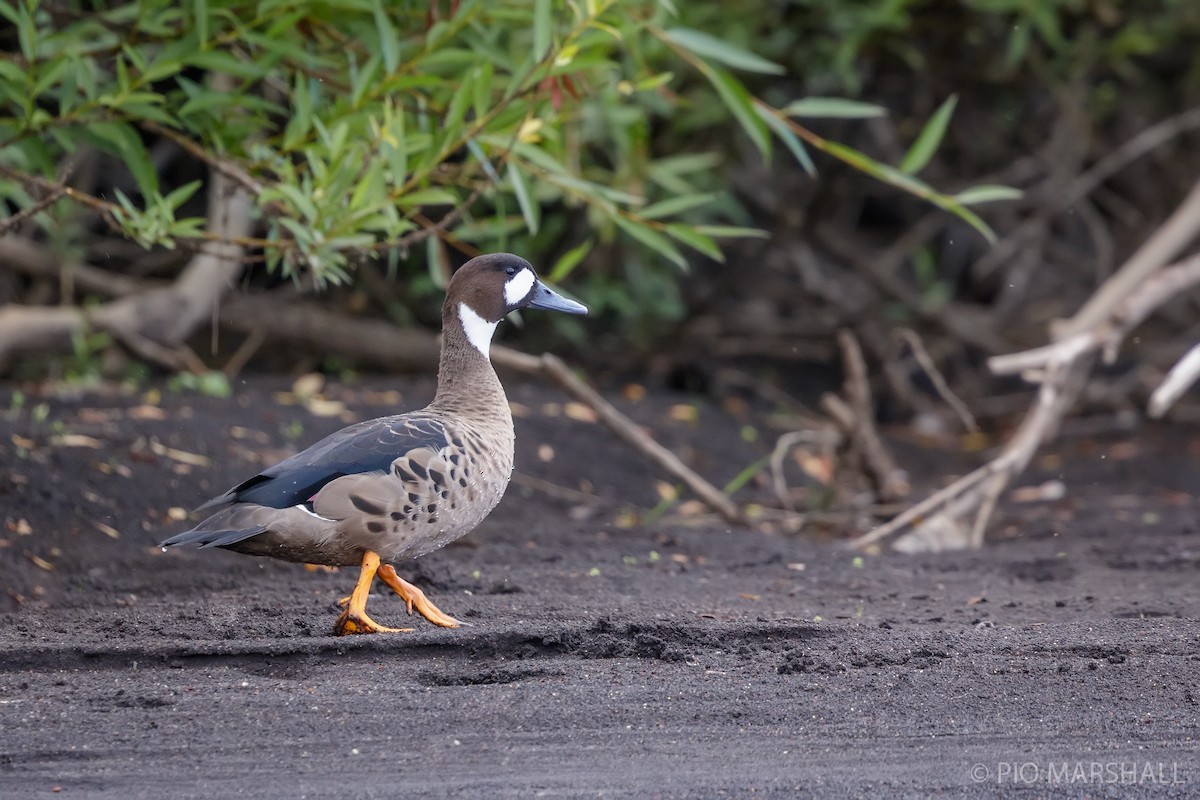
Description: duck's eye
xmin=505 ymin=266 xmax=517 ymax=276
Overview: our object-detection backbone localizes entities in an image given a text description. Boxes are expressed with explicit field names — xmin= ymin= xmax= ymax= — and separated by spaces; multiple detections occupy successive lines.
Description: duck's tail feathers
xmin=160 ymin=526 xmax=267 ymax=549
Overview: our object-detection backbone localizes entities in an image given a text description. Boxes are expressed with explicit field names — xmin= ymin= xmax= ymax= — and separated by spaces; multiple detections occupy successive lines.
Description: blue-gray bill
xmin=529 ymin=280 xmax=588 ymax=315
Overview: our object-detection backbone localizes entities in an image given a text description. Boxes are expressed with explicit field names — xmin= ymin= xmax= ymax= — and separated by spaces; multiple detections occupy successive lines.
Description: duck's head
xmin=447 ymin=253 xmax=587 ymax=355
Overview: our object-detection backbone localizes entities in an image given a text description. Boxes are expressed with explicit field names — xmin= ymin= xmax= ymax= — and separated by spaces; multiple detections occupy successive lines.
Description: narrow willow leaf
xmin=442 ymin=67 xmax=476 ymax=136
xmin=533 ymin=0 xmax=552 ymax=59
xmin=163 ymin=180 xmax=202 ymax=211
xmin=549 ymin=239 xmax=592 ymax=282
xmin=953 ymin=184 xmax=1024 ymax=205
xmin=509 ymin=163 xmax=539 ymax=234
xmin=783 ymin=97 xmax=886 ymax=119
xmin=703 ymin=65 xmax=771 ymax=159
xmin=663 ymin=28 xmax=784 ymax=75
xmin=194 ymin=0 xmax=208 ymax=46
xmin=639 ymin=192 xmax=718 ymax=219
xmin=664 ymin=224 xmax=723 ymax=262
xmin=900 ymin=94 xmax=957 ymax=175
xmin=613 ymin=216 xmax=687 ymax=270
xmin=350 ymin=54 xmax=381 ymax=108
xmin=398 ymin=187 xmax=460 ymax=207
xmin=930 ymin=197 xmax=996 ymax=244
xmin=383 ymin=102 xmax=407 ymax=185
xmin=756 ymin=106 xmax=815 ymax=176
xmin=472 ymin=61 xmax=493 ymax=121
xmin=87 ymin=122 xmax=159 ymax=197
xmin=427 ymin=237 xmax=449 ymax=289
xmin=466 ymin=138 xmax=500 ymax=184
xmin=282 ymin=74 xmax=313 ymax=150
xmin=693 ymin=225 xmax=770 ymax=238
xmin=373 ymin=0 xmax=400 ymax=73
xmin=15 ymin=2 xmax=34 ymax=62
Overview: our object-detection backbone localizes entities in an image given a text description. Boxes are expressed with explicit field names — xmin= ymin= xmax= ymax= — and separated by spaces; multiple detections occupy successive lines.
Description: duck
xmin=161 ymin=253 xmax=587 ymax=635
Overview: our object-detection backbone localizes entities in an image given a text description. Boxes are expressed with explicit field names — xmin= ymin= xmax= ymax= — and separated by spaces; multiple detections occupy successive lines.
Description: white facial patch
xmin=504 ymin=267 xmax=536 ymax=307
xmin=458 ymin=301 xmax=499 ymax=357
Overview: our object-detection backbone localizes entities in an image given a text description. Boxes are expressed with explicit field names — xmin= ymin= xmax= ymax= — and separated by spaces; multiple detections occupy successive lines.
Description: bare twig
xmin=1150 ymin=342 xmax=1200 ymax=418
xmin=1057 ymin=176 xmax=1200 ymax=337
xmin=895 ymin=327 xmax=979 ymax=433
xmin=827 ymin=330 xmax=909 ymax=502
xmin=0 ymin=185 xmax=67 ymax=236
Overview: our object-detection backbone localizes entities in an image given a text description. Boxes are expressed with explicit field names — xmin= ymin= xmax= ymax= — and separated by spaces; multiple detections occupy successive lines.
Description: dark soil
xmin=1 ymin=376 xmax=1198 ymax=798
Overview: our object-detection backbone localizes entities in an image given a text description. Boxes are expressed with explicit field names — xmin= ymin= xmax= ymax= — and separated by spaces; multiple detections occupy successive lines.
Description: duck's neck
xmin=430 ymin=305 xmax=510 ymax=424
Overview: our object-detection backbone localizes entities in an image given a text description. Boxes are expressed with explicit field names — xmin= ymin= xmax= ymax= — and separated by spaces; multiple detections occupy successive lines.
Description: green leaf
xmin=382 ymin=102 xmax=407 ymax=186
xmin=427 ymin=237 xmax=449 ymax=289
xmin=350 ymin=54 xmax=381 ymax=108
xmin=701 ymin=65 xmax=771 ymax=159
xmin=664 ymin=224 xmax=723 ymax=262
xmin=756 ymin=106 xmax=815 ymax=176
xmin=533 ymin=0 xmax=552 ymax=60
xmin=373 ymin=0 xmax=400 ymax=73
xmin=399 ymin=187 xmax=460 ymax=208
xmin=163 ymin=180 xmax=202 ymax=211
xmin=508 ymin=163 xmax=539 ymax=234
xmin=283 ymin=74 xmax=313 ymax=151
xmin=783 ymin=97 xmax=887 ymax=119
xmin=953 ymin=184 xmax=1024 ymax=205
xmin=16 ymin=1 xmax=35 ymax=62
xmin=900 ymin=94 xmax=957 ymax=175
xmin=194 ymin=0 xmax=208 ymax=46
xmin=86 ymin=122 xmax=159 ymax=197
xmin=693 ymin=225 xmax=770 ymax=239
xmin=639 ymin=192 xmax=718 ymax=219
xmin=548 ymin=239 xmax=592 ymax=283
xmin=184 ymin=49 xmax=262 ymax=80
xmin=613 ymin=216 xmax=687 ymax=270
xmin=663 ymin=28 xmax=784 ymax=75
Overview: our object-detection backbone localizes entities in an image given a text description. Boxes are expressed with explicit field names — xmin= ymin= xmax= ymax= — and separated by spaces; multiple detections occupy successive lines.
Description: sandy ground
xmin=1 ymin=376 xmax=1198 ymax=798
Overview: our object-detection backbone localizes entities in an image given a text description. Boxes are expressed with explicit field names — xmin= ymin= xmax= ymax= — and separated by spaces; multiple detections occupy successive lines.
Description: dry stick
xmin=1150 ymin=341 xmax=1200 ymax=418
xmin=0 ymin=184 xmax=67 ymax=236
xmin=895 ymin=327 xmax=979 ymax=433
xmin=832 ymin=330 xmax=909 ymax=501
xmin=1058 ymin=177 xmax=1200 ymax=338
xmin=990 ymin=252 xmax=1200 ymax=376
xmin=493 ymin=348 xmax=745 ymax=525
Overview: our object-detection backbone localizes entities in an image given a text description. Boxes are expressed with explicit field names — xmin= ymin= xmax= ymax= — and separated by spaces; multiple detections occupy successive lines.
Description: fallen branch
xmin=855 ymin=173 xmax=1200 ymax=551
xmin=822 ymin=331 xmax=909 ymax=502
xmin=0 ymin=172 xmax=251 ymax=372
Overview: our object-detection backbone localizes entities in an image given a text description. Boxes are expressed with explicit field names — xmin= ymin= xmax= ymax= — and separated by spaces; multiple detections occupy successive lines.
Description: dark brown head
xmin=445 ymin=253 xmax=587 ymax=356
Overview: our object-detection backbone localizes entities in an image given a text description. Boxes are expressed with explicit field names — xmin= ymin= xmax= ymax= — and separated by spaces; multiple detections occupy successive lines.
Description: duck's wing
xmin=194 ymin=414 xmax=451 ymax=514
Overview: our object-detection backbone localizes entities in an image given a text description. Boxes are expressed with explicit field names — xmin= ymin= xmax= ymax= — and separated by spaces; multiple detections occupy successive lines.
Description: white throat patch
xmin=504 ymin=268 xmax=536 ymax=307
xmin=458 ymin=302 xmax=499 ymax=357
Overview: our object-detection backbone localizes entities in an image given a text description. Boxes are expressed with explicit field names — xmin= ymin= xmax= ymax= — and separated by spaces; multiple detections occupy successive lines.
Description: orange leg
xmin=376 ymin=564 xmax=463 ymax=628
xmin=332 ymin=550 xmax=414 ymax=635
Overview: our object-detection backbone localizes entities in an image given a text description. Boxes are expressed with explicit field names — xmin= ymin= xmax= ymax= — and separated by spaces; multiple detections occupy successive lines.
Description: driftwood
xmin=854 ymin=176 xmax=1200 ymax=552
xmin=0 ymin=172 xmax=251 ymax=373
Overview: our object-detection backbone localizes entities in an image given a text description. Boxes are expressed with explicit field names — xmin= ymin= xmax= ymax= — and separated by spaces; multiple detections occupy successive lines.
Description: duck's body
xmin=162 ymin=253 xmax=586 ymax=634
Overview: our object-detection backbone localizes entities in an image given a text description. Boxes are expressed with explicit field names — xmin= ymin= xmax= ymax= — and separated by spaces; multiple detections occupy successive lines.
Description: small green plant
xmin=167 ymin=371 xmax=232 ymax=398
xmin=63 ymin=331 xmax=112 ymax=384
